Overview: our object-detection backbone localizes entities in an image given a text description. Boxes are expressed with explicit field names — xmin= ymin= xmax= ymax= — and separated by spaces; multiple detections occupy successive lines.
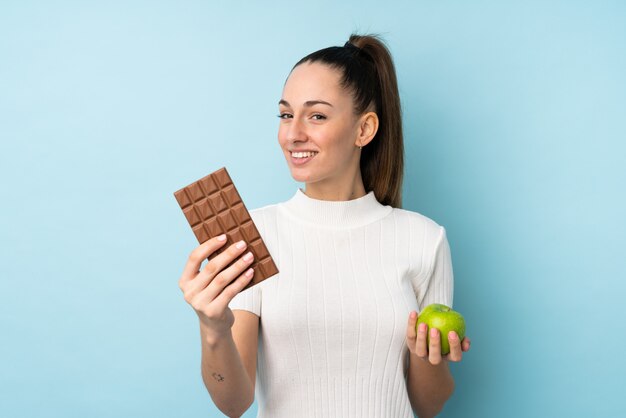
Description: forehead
xmin=281 ymin=62 xmax=348 ymax=105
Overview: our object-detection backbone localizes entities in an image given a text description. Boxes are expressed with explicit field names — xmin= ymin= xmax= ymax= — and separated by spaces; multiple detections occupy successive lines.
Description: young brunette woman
xmin=179 ymin=34 xmax=471 ymax=418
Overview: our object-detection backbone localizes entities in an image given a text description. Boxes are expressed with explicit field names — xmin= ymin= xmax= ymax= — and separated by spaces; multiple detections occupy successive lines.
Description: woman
xmin=178 ymin=33 xmax=471 ymax=418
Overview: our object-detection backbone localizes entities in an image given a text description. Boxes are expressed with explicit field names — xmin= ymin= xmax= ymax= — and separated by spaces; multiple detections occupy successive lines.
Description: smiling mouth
xmin=290 ymin=151 xmax=318 ymax=165
xmin=291 ymin=151 xmax=318 ymax=158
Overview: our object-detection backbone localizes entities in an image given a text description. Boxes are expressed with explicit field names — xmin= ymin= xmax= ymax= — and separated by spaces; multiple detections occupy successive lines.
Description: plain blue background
xmin=1 ymin=1 xmax=625 ymax=417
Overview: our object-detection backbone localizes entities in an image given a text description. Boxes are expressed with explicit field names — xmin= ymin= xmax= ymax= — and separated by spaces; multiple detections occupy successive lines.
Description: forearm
xmin=406 ymin=353 xmax=455 ymax=418
xmin=199 ymin=324 xmax=254 ymax=418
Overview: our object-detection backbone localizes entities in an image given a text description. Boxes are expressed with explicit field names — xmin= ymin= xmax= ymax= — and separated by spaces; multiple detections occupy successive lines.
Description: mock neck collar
xmin=279 ymin=188 xmax=393 ymax=229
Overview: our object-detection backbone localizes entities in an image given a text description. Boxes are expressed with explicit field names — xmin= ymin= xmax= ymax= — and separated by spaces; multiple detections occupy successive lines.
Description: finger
xmin=415 ymin=322 xmax=429 ymax=359
xmin=211 ymin=267 xmax=255 ymax=312
xmin=202 ymin=250 xmax=255 ymax=301
xmin=462 ymin=336 xmax=471 ymax=352
xmin=191 ymin=260 xmax=254 ymax=310
xmin=180 ymin=235 xmax=228 ymax=284
xmin=406 ymin=312 xmax=418 ymax=344
xmin=428 ymin=328 xmax=442 ymax=365
xmin=198 ymin=239 xmax=249 ymax=281
xmin=188 ymin=247 xmax=253 ymax=296
xmin=446 ymin=331 xmax=463 ymax=362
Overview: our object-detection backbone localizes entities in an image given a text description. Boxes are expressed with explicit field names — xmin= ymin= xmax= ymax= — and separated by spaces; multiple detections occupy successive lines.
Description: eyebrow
xmin=278 ymin=99 xmax=334 ymax=108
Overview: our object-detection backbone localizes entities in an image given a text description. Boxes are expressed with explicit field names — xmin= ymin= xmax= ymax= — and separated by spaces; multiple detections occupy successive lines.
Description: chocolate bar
xmin=174 ymin=167 xmax=278 ymax=290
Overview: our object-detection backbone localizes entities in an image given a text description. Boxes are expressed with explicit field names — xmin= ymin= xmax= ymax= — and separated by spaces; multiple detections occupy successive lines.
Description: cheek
xmin=330 ymin=126 xmax=357 ymax=153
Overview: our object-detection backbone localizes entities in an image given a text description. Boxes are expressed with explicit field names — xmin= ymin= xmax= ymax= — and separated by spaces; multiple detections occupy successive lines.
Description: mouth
xmin=290 ymin=151 xmax=318 ymax=166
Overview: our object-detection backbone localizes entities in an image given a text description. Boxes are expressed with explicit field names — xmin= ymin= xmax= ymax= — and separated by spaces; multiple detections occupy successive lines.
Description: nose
xmin=284 ymin=115 xmax=307 ymax=143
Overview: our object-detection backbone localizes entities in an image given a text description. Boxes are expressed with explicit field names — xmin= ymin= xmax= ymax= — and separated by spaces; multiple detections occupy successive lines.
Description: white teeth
xmin=292 ymin=151 xmax=318 ymax=158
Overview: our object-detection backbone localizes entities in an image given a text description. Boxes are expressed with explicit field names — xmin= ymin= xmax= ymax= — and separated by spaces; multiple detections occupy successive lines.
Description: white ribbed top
xmin=229 ymin=188 xmax=454 ymax=418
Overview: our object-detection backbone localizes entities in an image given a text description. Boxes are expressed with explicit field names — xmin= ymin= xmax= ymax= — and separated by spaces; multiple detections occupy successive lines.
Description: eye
xmin=311 ymin=114 xmax=326 ymax=120
xmin=277 ymin=113 xmax=292 ymax=119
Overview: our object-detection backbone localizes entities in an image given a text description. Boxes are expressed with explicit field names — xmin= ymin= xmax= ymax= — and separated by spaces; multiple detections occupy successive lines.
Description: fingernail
xmin=430 ymin=328 xmax=438 ymax=338
xmin=410 ymin=312 xmax=417 ymax=319
xmin=419 ymin=323 xmax=427 ymax=333
xmin=236 ymin=240 xmax=246 ymax=249
xmin=449 ymin=332 xmax=457 ymax=340
xmin=245 ymin=268 xmax=254 ymax=278
xmin=243 ymin=251 xmax=253 ymax=262
xmin=217 ymin=234 xmax=227 ymax=241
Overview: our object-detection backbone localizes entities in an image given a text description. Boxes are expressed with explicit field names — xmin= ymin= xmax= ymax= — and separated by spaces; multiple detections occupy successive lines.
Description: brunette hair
xmin=292 ymin=33 xmax=404 ymax=208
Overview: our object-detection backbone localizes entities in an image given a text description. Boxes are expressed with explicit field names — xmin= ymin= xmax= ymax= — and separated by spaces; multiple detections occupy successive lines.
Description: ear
xmin=355 ymin=111 xmax=379 ymax=148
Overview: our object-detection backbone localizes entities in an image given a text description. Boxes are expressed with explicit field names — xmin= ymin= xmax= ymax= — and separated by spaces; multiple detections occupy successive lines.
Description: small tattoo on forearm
xmin=212 ymin=372 xmax=225 ymax=382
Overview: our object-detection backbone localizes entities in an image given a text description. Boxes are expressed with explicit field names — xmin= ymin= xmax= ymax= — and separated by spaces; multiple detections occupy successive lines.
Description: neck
xmin=303 ymin=175 xmax=366 ymax=202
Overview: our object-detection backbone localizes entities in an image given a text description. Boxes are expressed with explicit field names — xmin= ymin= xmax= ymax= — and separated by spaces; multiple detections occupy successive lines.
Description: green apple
xmin=416 ymin=303 xmax=466 ymax=355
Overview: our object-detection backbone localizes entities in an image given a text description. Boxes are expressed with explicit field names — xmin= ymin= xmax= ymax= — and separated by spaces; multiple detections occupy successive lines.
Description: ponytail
xmin=292 ymin=33 xmax=404 ymax=208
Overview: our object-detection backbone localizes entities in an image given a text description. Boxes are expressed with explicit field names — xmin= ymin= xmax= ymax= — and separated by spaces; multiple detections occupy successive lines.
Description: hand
xmin=178 ymin=235 xmax=255 ymax=339
xmin=406 ymin=311 xmax=471 ymax=365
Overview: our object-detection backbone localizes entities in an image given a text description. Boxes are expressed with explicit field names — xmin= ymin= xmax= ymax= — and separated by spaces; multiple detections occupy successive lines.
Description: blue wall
xmin=1 ymin=1 xmax=624 ymax=417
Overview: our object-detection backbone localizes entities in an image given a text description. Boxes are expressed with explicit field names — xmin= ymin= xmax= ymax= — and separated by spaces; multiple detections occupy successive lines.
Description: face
xmin=277 ymin=62 xmax=362 ymax=186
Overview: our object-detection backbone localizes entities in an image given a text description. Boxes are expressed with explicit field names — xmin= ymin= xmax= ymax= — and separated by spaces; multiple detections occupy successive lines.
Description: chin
xmin=290 ymin=171 xmax=313 ymax=183
xmin=289 ymin=165 xmax=324 ymax=184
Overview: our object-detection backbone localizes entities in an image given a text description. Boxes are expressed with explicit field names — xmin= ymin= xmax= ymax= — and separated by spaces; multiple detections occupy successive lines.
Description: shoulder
xmin=249 ymin=202 xmax=279 ymax=217
xmin=249 ymin=202 xmax=280 ymax=225
xmin=390 ymin=207 xmax=445 ymax=239
xmin=246 ymin=202 xmax=284 ymax=242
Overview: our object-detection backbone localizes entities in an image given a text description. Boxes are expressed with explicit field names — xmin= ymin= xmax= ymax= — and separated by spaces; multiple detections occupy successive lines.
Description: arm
xmin=406 ymin=349 xmax=455 ymax=418
xmin=406 ymin=226 xmax=463 ymax=416
xmin=178 ymin=237 xmax=259 ymax=418
xmin=406 ymin=318 xmax=471 ymax=417
xmin=199 ymin=311 xmax=259 ymax=418
xmin=406 ymin=312 xmax=471 ymax=417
